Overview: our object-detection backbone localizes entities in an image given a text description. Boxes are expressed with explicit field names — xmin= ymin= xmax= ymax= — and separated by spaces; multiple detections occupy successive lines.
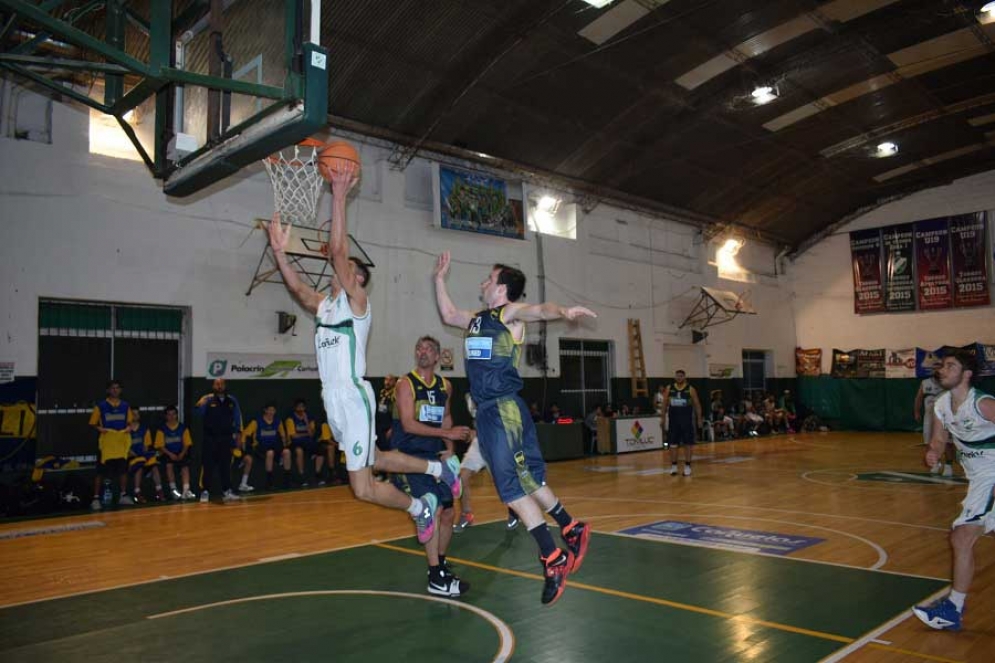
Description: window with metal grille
xmin=559 ymin=339 xmax=613 ymax=420
xmin=37 ymin=299 xmax=185 ymax=459
xmin=742 ymin=349 xmax=768 ymax=400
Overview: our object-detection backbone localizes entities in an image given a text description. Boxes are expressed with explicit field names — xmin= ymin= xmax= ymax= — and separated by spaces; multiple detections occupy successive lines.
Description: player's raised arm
xmin=268 ymin=213 xmax=324 ymax=315
xmin=327 ymin=162 xmax=368 ymax=315
xmin=502 ymin=301 xmax=597 ymax=323
xmin=433 ymin=251 xmax=475 ymax=328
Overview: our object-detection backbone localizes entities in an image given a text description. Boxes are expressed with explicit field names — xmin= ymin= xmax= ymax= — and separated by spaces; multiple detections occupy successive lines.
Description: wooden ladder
xmin=627 ymin=318 xmax=649 ymax=397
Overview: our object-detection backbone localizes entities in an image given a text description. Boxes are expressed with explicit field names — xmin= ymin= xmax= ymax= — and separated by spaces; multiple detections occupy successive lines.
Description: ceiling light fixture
xmin=581 ymin=0 xmax=614 ymax=7
xmin=751 ymin=85 xmax=778 ymax=105
xmin=979 ymin=2 xmax=995 ymax=24
xmin=875 ymin=141 xmax=898 ymax=158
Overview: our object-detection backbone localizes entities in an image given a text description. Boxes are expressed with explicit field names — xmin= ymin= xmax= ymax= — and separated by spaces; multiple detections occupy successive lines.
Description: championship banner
xmin=949 ymin=212 xmax=990 ymax=308
xmin=795 ymin=348 xmax=822 ymax=376
xmin=914 ymin=218 xmax=952 ymax=310
xmin=881 ymin=224 xmax=916 ymax=312
xmin=977 ymin=343 xmax=995 ymax=378
xmin=915 ymin=347 xmax=944 ymax=378
xmin=850 ymin=229 xmax=885 ymax=314
xmin=885 ymin=349 xmax=916 ymax=378
xmin=831 ymin=349 xmax=858 ymax=378
xmin=855 ymin=349 xmax=886 ymax=378
xmin=206 ymin=353 xmax=319 ymax=379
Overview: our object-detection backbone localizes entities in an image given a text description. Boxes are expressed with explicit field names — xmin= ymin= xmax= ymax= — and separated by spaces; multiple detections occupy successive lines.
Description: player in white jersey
xmin=268 ymin=162 xmax=466 ymax=545
xmin=914 ymin=365 xmax=954 ymax=474
xmin=912 ymin=349 xmax=995 ymax=632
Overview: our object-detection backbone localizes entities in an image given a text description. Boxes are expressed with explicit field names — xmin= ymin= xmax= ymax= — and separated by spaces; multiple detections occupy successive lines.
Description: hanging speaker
xmin=692 ymin=330 xmax=709 ymax=344
xmin=278 ymin=312 xmax=297 ymax=334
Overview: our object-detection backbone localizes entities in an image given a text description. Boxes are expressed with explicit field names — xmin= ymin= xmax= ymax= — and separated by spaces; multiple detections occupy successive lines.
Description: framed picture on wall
xmin=432 ymin=164 xmax=525 ymax=240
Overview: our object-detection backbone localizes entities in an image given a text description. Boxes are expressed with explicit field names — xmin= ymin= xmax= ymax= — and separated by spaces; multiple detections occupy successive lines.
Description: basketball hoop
xmin=262 ymin=138 xmax=327 ymax=228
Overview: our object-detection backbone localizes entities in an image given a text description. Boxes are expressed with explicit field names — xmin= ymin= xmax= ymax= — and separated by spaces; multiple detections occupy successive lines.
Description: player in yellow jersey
xmin=89 ymin=380 xmax=132 ymax=510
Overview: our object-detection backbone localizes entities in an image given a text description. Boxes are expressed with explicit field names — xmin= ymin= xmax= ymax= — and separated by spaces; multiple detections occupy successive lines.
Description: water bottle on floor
xmin=101 ymin=479 xmax=113 ymax=506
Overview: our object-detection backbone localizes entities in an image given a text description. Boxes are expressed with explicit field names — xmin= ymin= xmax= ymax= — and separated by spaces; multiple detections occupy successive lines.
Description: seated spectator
xmin=126 ymin=408 xmax=162 ymax=503
xmin=545 ymin=403 xmax=562 ymax=423
xmin=711 ymin=405 xmax=734 ymax=440
xmin=285 ymin=399 xmax=316 ymax=488
xmin=619 ymin=404 xmax=631 ymax=417
xmin=779 ymin=390 xmax=797 ymax=433
xmin=529 ymin=401 xmax=543 ymax=423
xmin=743 ymin=401 xmax=763 ymax=437
xmin=243 ymin=403 xmax=289 ymax=490
xmin=632 ymin=405 xmax=642 ymax=416
xmin=155 ymin=405 xmax=195 ymax=500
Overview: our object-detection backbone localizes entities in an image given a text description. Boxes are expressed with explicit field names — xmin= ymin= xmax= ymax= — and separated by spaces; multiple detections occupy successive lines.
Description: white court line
xmin=0 ymin=516 xmax=507 ymax=611
xmin=147 ymin=590 xmax=514 ymax=663
xmin=584 ymin=512 xmax=913 ymax=575
xmin=800 ymin=467 xmax=968 ymax=492
xmin=880 ymin=471 xmax=963 ymax=485
xmin=817 ymin=587 xmax=949 ymax=663
xmin=258 ymin=553 xmax=302 ymax=563
xmin=555 ymin=495 xmax=952 ymax=532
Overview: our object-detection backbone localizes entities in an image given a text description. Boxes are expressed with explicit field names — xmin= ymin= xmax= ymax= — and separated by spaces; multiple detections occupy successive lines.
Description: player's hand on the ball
xmin=329 ymin=161 xmax=360 ymax=195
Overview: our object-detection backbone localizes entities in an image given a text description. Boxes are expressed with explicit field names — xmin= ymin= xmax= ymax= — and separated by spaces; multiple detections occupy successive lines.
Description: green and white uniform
xmin=934 ymin=388 xmax=995 ymax=532
xmin=316 ymin=290 xmax=376 ymax=472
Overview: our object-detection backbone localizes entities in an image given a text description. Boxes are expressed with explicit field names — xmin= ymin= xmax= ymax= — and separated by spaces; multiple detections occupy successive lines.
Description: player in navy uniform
xmin=662 ymin=370 xmax=703 ymax=476
xmin=433 ymin=252 xmax=596 ymax=606
xmin=391 ymin=336 xmax=471 ymax=597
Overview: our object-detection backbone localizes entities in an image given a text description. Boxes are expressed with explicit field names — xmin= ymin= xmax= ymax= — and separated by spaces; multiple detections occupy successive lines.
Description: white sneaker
xmin=181 ymin=489 xmax=196 ymax=500
xmin=238 ymin=483 xmax=254 ymax=492
xmin=683 ymin=464 xmax=692 ymax=476
xmin=119 ymin=495 xmax=135 ymax=506
xmin=222 ymin=490 xmax=239 ymax=503
xmin=930 ymin=462 xmax=942 ymax=475
xmin=90 ymin=498 xmax=102 ymax=511
xmin=942 ymin=465 xmax=953 ymax=477
xmin=670 ymin=464 xmax=678 ymax=476
xmin=199 ymin=491 xmax=209 ymax=503
xmin=170 ymin=488 xmax=183 ymax=500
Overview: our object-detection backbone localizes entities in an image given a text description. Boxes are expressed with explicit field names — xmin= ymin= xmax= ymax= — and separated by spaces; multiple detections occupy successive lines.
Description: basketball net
xmin=262 ymin=138 xmax=326 ymax=229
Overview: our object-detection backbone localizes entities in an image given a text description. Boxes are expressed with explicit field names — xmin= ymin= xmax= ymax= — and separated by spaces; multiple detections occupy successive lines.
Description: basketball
xmin=317 ymin=141 xmax=361 ymax=180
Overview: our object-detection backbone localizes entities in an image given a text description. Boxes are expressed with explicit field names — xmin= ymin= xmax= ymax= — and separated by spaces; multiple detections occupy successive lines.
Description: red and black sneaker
xmin=562 ymin=520 xmax=591 ymax=573
xmin=540 ymin=548 xmax=574 ymax=606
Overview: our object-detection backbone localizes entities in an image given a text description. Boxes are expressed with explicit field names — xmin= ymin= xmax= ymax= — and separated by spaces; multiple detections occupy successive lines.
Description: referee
xmin=194 ymin=378 xmax=243 ymax=503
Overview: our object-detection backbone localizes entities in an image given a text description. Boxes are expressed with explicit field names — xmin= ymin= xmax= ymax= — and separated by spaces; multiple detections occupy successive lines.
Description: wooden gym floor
xmin=0 ymin=431 xmax=993 ymax=662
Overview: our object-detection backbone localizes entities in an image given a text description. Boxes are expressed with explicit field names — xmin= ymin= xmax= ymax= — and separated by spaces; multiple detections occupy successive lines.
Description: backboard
xmin=0 ymin=0 xmax=327 ymax=196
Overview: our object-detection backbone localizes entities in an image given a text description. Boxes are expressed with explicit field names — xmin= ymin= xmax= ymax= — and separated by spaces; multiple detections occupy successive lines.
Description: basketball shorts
xmin=254 ymin=440 xmax=284 ymax=458
xmin=668 ymin=422 xmax=696 ymax=447
xmin=162 ymin=453 xmax=190 ymax=468
xmin=392 ymin=472 xmax=453 ymax=510
xmin=97 ymin=457 xmax=128 ymax=475
xmin=952 ymin=477 xmax=995 ymax=534
xmin=475 ymin=395 xmax=546 ymax=503
xmin=461 ymin=435 xmax=488 ymax=473
xmin=323 ymin=380 xmax=377 ymax=472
